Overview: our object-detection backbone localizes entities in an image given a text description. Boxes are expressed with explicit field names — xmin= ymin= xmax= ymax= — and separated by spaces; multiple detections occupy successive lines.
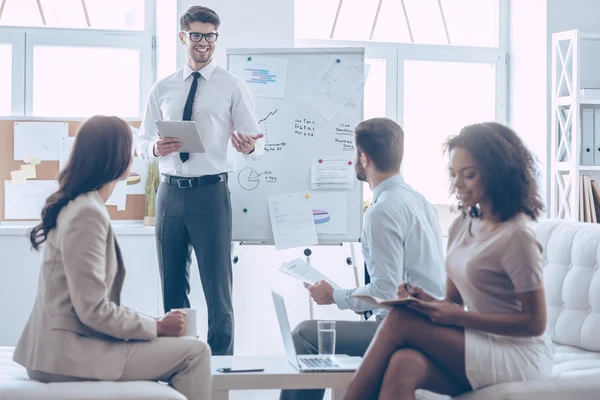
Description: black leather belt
xmin=161 ymin=173 xmax=228 ymax=188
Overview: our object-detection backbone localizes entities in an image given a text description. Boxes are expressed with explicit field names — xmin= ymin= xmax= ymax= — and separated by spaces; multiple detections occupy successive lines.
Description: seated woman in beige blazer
xmin=13 ymin=115 xmax=211 ymax=400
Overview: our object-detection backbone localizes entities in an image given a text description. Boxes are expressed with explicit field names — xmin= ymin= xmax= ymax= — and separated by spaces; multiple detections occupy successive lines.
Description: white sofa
xmin=2 ymin=219 xmax=600 ymax=399
xmin=0 ymin=346 xmax=184 ymax=399
xmin=448 ymin=219 xmax=600 ymax=399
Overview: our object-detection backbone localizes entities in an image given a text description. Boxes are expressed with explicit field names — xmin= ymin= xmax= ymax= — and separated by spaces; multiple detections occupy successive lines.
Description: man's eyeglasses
xmin=183 ymin=31 xmax=218 ymax=43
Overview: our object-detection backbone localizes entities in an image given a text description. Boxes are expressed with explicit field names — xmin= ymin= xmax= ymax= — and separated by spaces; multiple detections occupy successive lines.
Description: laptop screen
xmin=272 ymin=290 xmax=302 ymax=369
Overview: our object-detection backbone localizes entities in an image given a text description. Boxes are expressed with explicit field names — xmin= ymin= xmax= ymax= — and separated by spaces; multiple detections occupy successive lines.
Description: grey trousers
xmin=28 ymin=337 xmax=212 ymax=400
xmin=155 ymin=179 xmax=234 ymax=355
xmin=280 ymin=319 xmax=381 ymax=400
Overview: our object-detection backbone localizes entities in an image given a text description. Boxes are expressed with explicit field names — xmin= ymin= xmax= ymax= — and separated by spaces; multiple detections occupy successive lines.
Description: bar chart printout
xmin=229 ymin=56 xmax=288 ymax=98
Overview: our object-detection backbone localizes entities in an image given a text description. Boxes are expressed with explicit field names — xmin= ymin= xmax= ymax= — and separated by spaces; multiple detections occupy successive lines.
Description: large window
xmin=32 ymin=46 xmax=141 ymax=117
xmin=0 ymin=0 xmax=153 ymax=118
xmin=1 ymin=0 xmax=145 ymax=30
xmin=296 ymin=0 xmax=508 ymax=231
xmin=403 ymin=58 xmax=499 ymax=228
xmin=295 ymin=0 xmax=500 ymax=47
xmin=0 ymin=44 xmax=12 ymax=115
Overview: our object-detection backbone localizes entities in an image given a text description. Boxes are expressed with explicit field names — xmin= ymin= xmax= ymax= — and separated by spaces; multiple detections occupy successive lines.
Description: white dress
xmin=464 ymin=330 xmax=553 ymax=390
xmin=446 ymin=215 xmax=554 ymax=390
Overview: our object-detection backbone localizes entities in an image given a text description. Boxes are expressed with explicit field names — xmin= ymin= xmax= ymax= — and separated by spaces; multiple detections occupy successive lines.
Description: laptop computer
xmin=271 ymin=290 xmax=362 ymax=372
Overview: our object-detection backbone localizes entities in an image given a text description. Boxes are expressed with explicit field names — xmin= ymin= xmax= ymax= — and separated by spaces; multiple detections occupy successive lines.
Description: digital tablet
xmin=155 ymin=120 xmax=206 ymax=153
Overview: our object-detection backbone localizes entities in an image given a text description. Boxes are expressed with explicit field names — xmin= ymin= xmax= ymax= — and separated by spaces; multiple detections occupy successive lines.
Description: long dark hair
xmin=29 ymin=115 xmax=133 ymax=250
xmin=443 ymin=122 xmax=544 ymax=222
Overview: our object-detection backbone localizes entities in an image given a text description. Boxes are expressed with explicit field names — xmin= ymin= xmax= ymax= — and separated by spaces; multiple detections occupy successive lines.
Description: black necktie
xmin=181 ymin=71 xmax=200 ymax=163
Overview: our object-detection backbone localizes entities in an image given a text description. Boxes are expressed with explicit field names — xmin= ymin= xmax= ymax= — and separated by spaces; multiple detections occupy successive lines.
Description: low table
xmin=212 ymin=356 xmax=355 ymax=400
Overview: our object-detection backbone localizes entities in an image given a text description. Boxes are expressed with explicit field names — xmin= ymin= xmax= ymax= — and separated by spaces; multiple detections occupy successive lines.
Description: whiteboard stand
xmin=305 ymin=242 xmax=363 ymax=321
xmin=304 ymin=248 xmax=315 ymax=320
xmin=348 ymin=242 xmax=360 ymax=289
xmin=346 ymin=242 xmax=365 ymax=321
xmin=231 ymin=242 xmax=239 ymax=265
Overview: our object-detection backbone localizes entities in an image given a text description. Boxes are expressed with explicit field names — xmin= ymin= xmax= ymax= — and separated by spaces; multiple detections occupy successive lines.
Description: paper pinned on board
xmin=267 ymin=192 xmax=318 ymax=250
xmin=298 ymin=56 xmax=368 ymax=122
xmin=106 ymin=180 xmax=127 ymax=211
xmin=10 ymin=170 xmax=27 ymax=185
xmin=21 ymin=164 xmax=37 ymax=179
xmin=14 ymin=121 xmax=68 ymax=161
xmin=341 ymin=83 xmax=365 ymax=118
xmin=279 ymin=258 xmax=340 ymax=288
xmin=311 ymin=159 xmax=355 ymax=190
xmin=59 ymin=136 xmax=76 ymax=172
xmin=130 ymin=126 xmax=139 ymax=156
xmin=229 ymin=56 xmax=288 ymax=99
xmin=127 ymin=157 xmax=147 ymax=195
xmin=4 ymin=180 xmax=58 ymax=220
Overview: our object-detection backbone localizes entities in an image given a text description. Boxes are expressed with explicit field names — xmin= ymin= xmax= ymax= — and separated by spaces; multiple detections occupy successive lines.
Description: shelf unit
xmin=551 ymin=29 xmax=600 ymax=220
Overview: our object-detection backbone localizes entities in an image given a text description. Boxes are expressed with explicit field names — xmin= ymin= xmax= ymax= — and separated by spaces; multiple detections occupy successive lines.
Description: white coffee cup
xmin=172 ymin=308 xmax=198 ymax=337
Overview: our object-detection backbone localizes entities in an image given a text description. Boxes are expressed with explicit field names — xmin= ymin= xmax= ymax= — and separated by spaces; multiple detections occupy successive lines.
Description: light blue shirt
xmin=333 ymin=175 xmax=446 ymax=319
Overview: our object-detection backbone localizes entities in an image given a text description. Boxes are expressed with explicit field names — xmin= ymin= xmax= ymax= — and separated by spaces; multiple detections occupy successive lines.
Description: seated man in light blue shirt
xmin=280 ymin=117 xmax=445 ymax=400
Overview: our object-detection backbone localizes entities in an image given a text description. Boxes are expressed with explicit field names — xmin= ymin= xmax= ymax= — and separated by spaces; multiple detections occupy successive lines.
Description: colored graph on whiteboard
xmin=312 ymin=209 xmax=331 ymax=224
xmin=308 ymin=192 xmax=347 ymax=234
xmin=229 ymin=56 xmax=288 ymax=98
xmin=246 ymin=68 xmax=277 ymax=85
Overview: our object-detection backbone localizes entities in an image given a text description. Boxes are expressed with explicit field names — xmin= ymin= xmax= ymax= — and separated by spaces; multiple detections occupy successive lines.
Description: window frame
xmin=0 ymin=31 xmax=26 ymax=115
xmin=24 ymin=29 xmax=153 ymax=118
xmin=296 ymin=0 xmax=509 ymax=231
xmin=296 ymin=0 xmax=509 ymax=49
xmin=298 ymin=38 xmax=508 ymax=125
xmin=0 ymin=0 xmax=155 ymax=118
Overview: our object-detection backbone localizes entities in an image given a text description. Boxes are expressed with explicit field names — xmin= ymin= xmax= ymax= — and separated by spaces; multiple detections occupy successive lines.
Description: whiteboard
xmin=227 ymin=48 xmax=365 ymax=245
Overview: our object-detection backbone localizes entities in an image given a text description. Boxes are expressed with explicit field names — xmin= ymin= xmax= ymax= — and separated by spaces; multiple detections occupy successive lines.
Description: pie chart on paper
xmin=312 ymin=209 xmax=331 ymax=224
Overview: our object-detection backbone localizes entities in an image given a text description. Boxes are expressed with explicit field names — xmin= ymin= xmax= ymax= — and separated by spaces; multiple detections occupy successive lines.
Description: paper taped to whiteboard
xmin=298 ymin=56 xmax=367 ymax=122
xmin=311 ymin=159 xmax=354 ymax=190
xmin=267 ymin=192 xmax=318 ymax=250
xmin=229 ymin=56 xmax=288 ymax=99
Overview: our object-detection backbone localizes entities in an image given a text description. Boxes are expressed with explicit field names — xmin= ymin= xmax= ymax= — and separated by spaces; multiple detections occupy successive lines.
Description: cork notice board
xmin=0 ymin=119 xmax=146 ymax=222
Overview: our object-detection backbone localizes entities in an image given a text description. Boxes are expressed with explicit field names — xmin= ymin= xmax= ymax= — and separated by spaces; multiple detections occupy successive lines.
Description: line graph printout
xmin=298 ymin=56 xmax=367 ymax=122
xmin=229 ymin=56 xmax=288 ymax=98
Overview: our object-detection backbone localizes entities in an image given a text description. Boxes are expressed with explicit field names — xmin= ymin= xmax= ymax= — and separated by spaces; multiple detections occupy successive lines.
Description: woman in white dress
xmin=343 ymin=122 xmax=554 ymax=400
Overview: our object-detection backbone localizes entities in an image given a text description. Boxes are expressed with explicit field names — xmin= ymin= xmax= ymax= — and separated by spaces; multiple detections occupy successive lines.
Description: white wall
xmin=509 ymin=0 xmax=600 ymax=215
xmin=508 ymin=0 xmax=548 ymax=210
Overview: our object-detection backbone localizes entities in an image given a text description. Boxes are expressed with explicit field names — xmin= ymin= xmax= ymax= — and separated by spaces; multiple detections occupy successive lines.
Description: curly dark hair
xmin=443 ymin=122 xmax=544 ymax=222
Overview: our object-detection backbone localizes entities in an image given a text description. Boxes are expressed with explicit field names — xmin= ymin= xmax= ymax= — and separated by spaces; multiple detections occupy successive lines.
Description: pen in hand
xmin=404 ymin=271 xmax=411 ymax=292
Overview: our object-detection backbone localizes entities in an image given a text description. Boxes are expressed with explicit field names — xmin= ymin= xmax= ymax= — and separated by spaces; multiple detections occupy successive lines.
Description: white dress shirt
xmin=137 ymin=60 xmax=263 ymax=177
xmin=333 ymin=175 xmax=446 ymax=320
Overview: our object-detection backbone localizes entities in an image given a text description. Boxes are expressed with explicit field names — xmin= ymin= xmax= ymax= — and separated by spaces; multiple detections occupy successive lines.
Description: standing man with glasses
xmin=137 ymin=5 xmax=263 ymax=356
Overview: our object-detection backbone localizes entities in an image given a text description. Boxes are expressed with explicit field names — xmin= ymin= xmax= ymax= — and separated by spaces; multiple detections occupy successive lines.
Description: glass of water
xmin=318 ymin=320 xmax=336 ymax=355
